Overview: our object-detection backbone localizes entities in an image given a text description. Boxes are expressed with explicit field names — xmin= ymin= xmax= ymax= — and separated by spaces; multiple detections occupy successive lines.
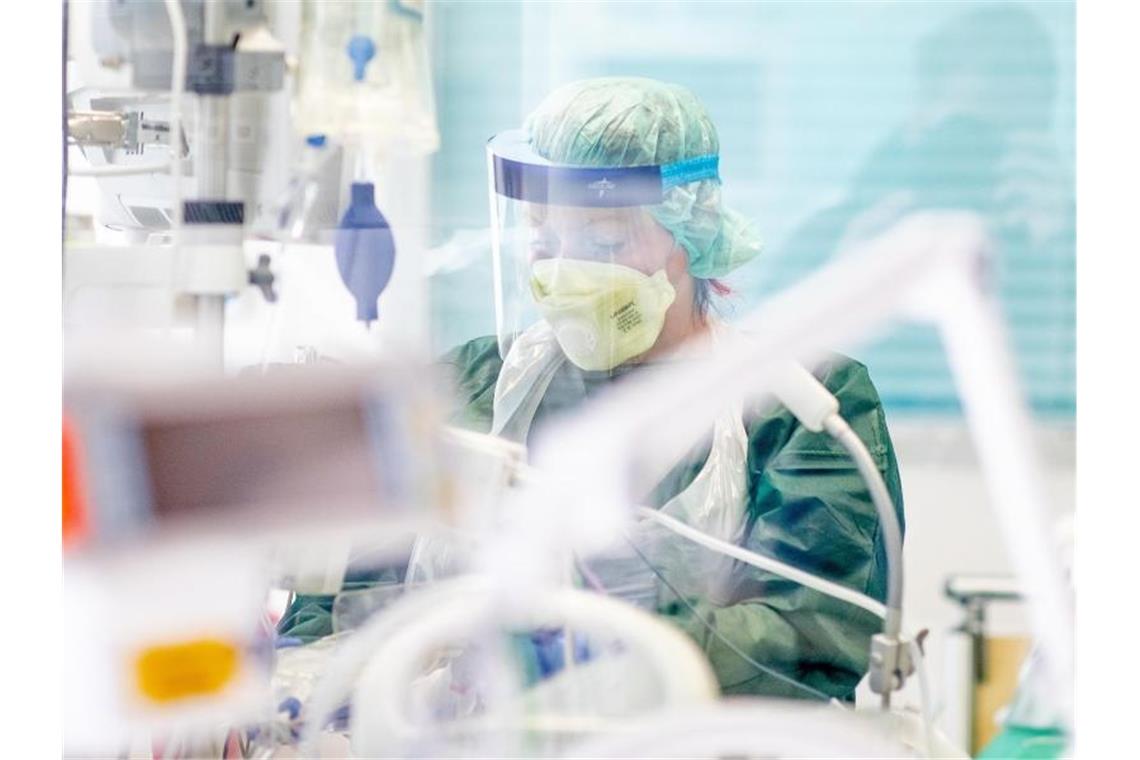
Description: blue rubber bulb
xmin=346 ymin=35 xmax=376 ymax=82
xmin=335 ymin=183 xmax=396 ymax=325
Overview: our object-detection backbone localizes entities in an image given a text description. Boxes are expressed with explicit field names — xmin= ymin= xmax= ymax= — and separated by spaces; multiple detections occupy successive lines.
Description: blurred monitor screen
xmin=67 ymin=366 xmax=438 ymax=547
xmin=141 ymin=400 xmax=386 ymax=525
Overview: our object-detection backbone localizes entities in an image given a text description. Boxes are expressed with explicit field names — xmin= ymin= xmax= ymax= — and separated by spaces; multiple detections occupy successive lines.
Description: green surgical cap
xmin=524 ymin=76 xmax=763 ymax=279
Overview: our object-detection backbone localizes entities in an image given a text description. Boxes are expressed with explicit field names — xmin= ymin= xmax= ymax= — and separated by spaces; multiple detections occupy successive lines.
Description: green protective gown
xmin=280 ymin=335 xmax=904 ymax=702
xmin=443 ymin=335 xmax=904 ymax=702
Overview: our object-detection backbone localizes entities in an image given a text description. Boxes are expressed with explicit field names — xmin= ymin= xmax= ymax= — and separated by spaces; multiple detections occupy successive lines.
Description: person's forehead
xmin=525 ymin=204 xmax=644 ymax=226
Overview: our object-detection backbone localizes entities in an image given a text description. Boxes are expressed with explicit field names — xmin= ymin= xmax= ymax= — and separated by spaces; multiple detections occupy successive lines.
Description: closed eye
xmin=587 ymin=241 xmax=626 ymax=259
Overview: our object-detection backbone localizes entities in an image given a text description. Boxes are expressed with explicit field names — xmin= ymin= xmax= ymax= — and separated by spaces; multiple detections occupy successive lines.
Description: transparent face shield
xmin=487 ymin=130 xmax=720 ymax=373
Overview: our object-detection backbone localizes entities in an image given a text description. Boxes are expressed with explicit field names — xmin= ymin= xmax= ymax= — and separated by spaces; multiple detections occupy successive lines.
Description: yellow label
xmin=134 ymin=639 xmax=240 ymax=704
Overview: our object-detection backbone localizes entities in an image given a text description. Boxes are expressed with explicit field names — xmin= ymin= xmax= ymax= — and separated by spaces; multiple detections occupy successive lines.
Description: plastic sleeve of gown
xmin=440 ymin=336 xmax=905 ymax=701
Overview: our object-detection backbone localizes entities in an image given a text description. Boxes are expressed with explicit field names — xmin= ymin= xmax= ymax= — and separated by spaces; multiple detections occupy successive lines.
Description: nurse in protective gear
xmin=443 ymin=76 xmax=906 ymax=701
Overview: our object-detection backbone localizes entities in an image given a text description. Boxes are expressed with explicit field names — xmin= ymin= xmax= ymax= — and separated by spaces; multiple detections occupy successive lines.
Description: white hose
xmin=297 ymin=576 xmax=493 ymax=758
xmin=634 ymin=506 xmax=887 ymax=619
xmin=520 ymin=460 xmax=887 ymax=621
xmin=348 ymin=584 xmax=717 ymax=757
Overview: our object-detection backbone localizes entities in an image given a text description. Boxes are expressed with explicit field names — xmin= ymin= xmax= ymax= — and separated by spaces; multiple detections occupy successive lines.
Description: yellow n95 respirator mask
xmin=530 ymin=258 xmax=677 ymax=372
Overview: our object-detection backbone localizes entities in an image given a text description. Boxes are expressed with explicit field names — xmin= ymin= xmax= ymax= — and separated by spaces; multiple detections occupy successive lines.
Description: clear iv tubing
xmin=353 ymin=140 xmax=374 ymax=183
xmin=513 ymin=463 xmax=888 ymax=621
xmin=636 ymin=506 xmax=933 ymax=752
xmin=623 ymin=538 xmax=833 ymax=702
xmin=568 ymin=552 xmax=934 ymax=756
xmin=351 ymin=70 xmax=375 ymax=183
xmin=632 ymin=506 xmax=888 ymax=621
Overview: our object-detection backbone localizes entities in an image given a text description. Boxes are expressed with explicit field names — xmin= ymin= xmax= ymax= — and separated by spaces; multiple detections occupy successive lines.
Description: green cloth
xmin=978 ymin=726 xmax=1067 ymax=760
xmin=524 ymin=77 xmax=763 ymax=279
xmin=443 ymin=335 xmax=905 ymax=701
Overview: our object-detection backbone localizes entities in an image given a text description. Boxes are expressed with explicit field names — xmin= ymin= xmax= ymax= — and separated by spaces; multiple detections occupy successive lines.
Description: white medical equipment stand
xmin=65 ymin=0 xmax=253 ymax=372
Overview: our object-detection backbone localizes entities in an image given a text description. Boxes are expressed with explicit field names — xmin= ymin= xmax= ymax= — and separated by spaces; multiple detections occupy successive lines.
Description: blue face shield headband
xmin=487 ymin=129 xmax=720 ymax=208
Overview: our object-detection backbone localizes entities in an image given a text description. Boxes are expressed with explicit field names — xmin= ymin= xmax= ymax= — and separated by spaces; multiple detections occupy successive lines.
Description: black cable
xmin=622 ymin=537 xmax=832 ymax=702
